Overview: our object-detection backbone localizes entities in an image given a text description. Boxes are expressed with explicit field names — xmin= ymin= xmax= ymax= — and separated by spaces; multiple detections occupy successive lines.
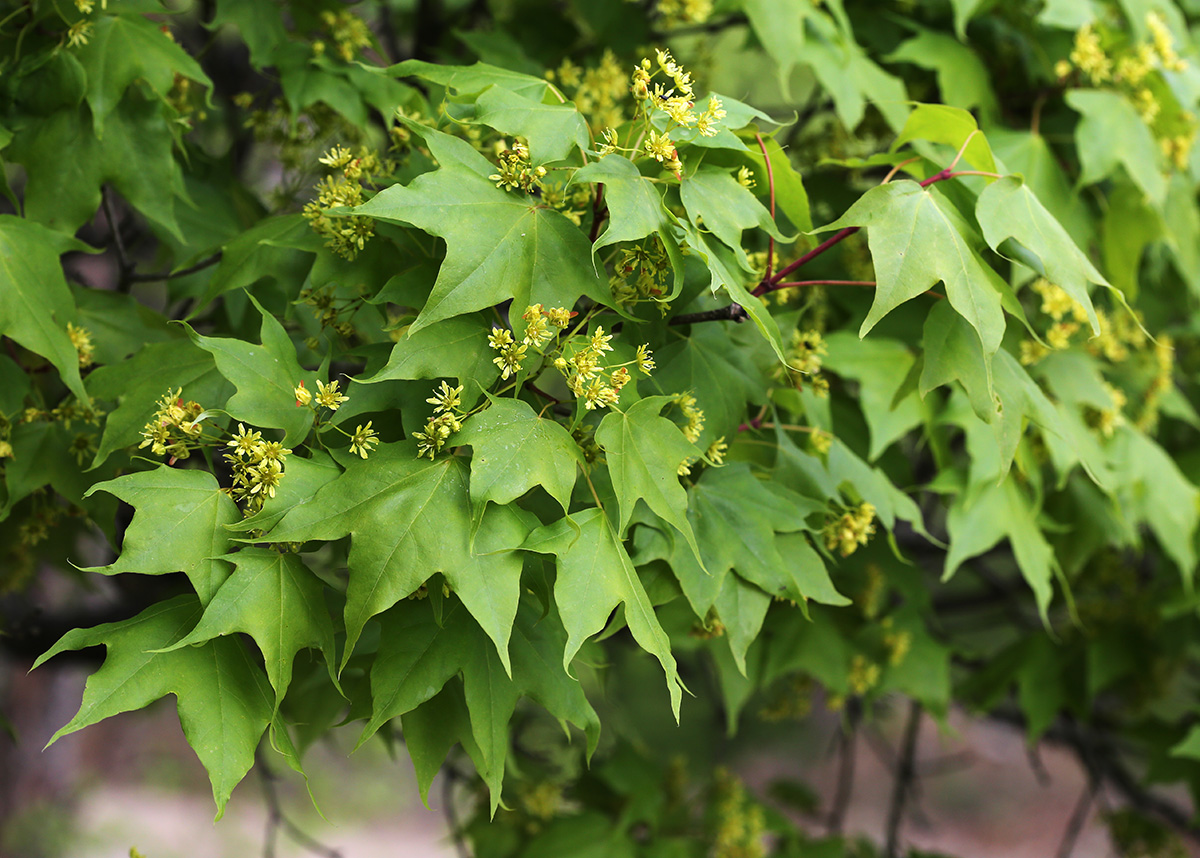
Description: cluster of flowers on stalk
xmin=1056 ymin=13 xmax=1196 ymax=169
xmin=823 ymin=502 xmax=878 ymax=558
xmin=294 ymin=379 xmax=379 ymax=459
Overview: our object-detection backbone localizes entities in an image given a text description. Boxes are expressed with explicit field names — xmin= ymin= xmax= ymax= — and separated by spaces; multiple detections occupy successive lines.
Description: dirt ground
xmin=2 ymin=659 xmax=1195 ymax=858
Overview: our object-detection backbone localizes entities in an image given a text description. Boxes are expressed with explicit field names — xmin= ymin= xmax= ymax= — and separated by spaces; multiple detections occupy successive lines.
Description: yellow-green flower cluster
xmin=223 ymin=424 xmax=291 ymax=514
xmin=610 ymin=240 xmax=672 ymax=306
xmin=674 ymin=393 xmax=705 ymax=475
xmin=303 ymin=145 xmax=388 ymax=260
xmin=824 ymin=502 xmax=877 ymax=557
xmin=348 ymin=422 xmax=379 ymax=459
xmin=656 ymin=0 xmax=714 ymax=27
xmin=709 ymin=768 xmax=766 ymax=858
xmin=489 ymin=328 xmax=529 ymax=380
xmin=67 ymin=323 xmax=95 ymax=369
xmin=758 ymin=675 xmax=814 ymax=722
xmin=317 ymin=9 xmax=373 ymax=62
xmin=1019 ymin=278 xmax=1089 ymax=365
xmin=1138 ymin=334 xmax=1175 ymax=431
xmin=489 ymin=141 xmax=546 ymax=194
xmin=676 ymin=392 xmax=705 ymax=442
xmin=555 ymin=326 xmax=627 ymax=410
xmin=847 ymin=653 xmax=881 ymax=696
xmin=1088 ymin=382 xmax=1127 ymax=439
xmin=881 ymin=617 xmax=913 ymax=667
xmin=294 ymin=379 xmax=350 ymax=411
xmin=414 ymin=381 xmax=466 ymax=459
xmin=778 ymin=329 xmax=829 ymax=395
xmin=1064 ymin=24 xmax=1112 ymax=83
xmin=547 ymin=51 xmax=628 ymax=132
xmin=138 ymin=388 xmax=212 ymax=460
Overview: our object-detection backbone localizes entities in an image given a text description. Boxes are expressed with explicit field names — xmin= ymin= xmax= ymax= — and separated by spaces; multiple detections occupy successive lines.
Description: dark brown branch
xmin=668 ymin=304 xmax=747 ymax=326
xmin=827 ymin=703 xmax=860 ymax=834
xmin=884 ymin=700 xmax=922 ymax=858
xmin=442 ymin=766 xmax=471 ymax=858
xmin=1056 ymin=781 xmax=1098 ymax=858
xmin=648 ymin=12 xmax=748 ymax=39
xmin=589 ymin=184 xmax=607 ymax=243
xmin=256 ymin=751 xmax=343 ymax=858
xmin=103 ymin=186 xmax=133 ymax=290
xmin=127 ymin=251 xmax=223 ymax=283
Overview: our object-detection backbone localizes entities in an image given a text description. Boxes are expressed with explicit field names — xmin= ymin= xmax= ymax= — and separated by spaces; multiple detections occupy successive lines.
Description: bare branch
xmin=884 ymin=700 xmax=922 ymax=858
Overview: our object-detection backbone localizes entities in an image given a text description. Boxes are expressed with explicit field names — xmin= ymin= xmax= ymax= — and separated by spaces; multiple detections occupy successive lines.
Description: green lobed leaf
xmin=455 ymin=397 xmax=585 ymax=513
xmin=82 ymin=466 xmax=242 ymax=605
xmin=9 ymin=91 xmax=188 ymax=240
xmin=197 ymin=214 xmax=323 ymax=309
xmin=357 ymin=313 xmax=502 ymax=398
xmin=1066 ymin=89 xmax=1167 ymax=205
xmin=976 ymin=175 xmax=1104 ymax=333
xmin=571 ymin=154 xmax=685 ymax=299
xmin=256 ymin=445 xmax=529 ymax=675
xmin=823 ymin=331 xmax=926 ymax=460
xmin=0 ymin=215 xmax=90 ymax=403
xmin=352 ymin=122 xmax=609 ymax=338
xmin=596 ymin=395 xmax=702 ymax=558
xmin=34 ymin=595 xmax=272 ymax=819
xmin=522 ymin=507 xmax=684 ymax=719
xmin=472 ymin=85 xmax=589 ymax=165
xmin=157 ymin=548 xmax=339 ymax=710
xmin=184 ymin=296 xmax=315 ymax=446
xmin=75 ymin=14 xmax=212 ymax=135
xmin=680 ymin=166 xmax=793 ymax=270
xmin=944 ymin=478 xmax=1057 ymax=621
xmin=819 ymin=181 xmax=1006 ymax=360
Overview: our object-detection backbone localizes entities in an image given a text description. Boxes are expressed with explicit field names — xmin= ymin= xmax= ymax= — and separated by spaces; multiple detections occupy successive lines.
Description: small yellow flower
xmin=315 ymin=379 xmax=349 ymax=410
xmin=426 ymin=381 xmax=464 ymax=414
xmin=66 ymin=20 xmax=93 ymax=48
xmin=589 ymin=326 xmax=614 ymax=353
xmin=635 ymin=344 xmax=655 ymax=375
xmin=294 ymin=381 xmax=313 ymax=407
xmin=349 ymin=422 xmax=379 ymax=458
xmin=249 ymin=459 xmax=284 ymax=499
xmin=644 ymin=130 xmax=676 ymax=163
xmin=66 ymin=323 xmax=95 ymax=368
xmin=227 ymin=424 xmax=263 ymax=458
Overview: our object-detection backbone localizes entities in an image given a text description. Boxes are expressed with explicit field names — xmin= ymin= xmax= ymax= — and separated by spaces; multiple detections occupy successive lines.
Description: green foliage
xmin=6 ymin=0 xmax=1200 ymax=855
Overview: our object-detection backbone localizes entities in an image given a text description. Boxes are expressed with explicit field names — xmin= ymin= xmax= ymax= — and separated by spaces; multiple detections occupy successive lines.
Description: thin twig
xmin=668 ymin=304 xmax=747 ymax=326
xmin=443 ymin=768 xmax=471 ymax=858
xmin=1026 ymin=743 xmax=1053 ymax=787
xmin=1056 ymin=781 xmax=1098 ymax=858
xmin=884 ymin=700 xmax=922 ymax=858
xmin=127 ymin=251 xmax=223 ymax=283
xmin=103 ymin=186 xmax=133 ymax=289
xmin=881 ymin=156 xmax=921 ymax=185
xmin=589 ymin=184 xmax=607 ymax=243
xmin=827 ymin=704 xmax=861 ymax=834
xmin=256 ymin=751 xmax=343 ymax=858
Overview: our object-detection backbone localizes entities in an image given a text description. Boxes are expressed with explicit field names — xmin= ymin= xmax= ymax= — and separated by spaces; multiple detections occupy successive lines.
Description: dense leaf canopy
xmin=5 ymin=0 xmax=1200 ymax=855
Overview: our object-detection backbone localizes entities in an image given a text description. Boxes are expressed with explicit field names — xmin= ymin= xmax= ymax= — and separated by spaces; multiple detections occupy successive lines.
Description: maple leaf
xmin=82 ymin=466 xmax=241 ymax=605
xmin=352 ymin=121 xmax=610 ymax=337
xmin=34 ymin=596 xmax=273 ymax=819
xmin=523 ymin=507 xmax=685 ymax=720
xmin=256 ymin=444 xmax=529 ymax=675
xmin=157 ymin=548 xmax=339 ymax=710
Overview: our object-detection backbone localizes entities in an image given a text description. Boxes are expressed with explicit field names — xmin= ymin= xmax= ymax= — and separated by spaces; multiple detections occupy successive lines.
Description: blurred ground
xmin=2 ymin=659 xmax=1196 ymax=858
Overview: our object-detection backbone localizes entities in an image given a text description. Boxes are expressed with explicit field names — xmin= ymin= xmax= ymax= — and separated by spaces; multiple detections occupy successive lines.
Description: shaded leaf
xmin=34 ymin=596 xmax=272 ymax=819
